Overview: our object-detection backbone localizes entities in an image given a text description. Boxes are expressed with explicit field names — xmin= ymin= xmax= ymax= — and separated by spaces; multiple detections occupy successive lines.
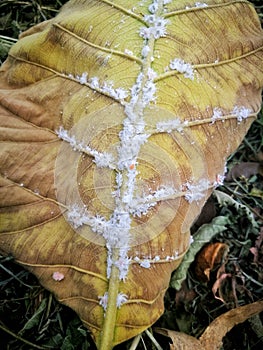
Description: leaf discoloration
xmin=0 ymin=0 xmax=262 ymax=347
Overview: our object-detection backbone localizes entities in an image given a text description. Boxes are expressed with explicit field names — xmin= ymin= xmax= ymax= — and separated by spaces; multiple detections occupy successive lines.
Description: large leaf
xmin=0 ymin=0 xmax=262 ymax=348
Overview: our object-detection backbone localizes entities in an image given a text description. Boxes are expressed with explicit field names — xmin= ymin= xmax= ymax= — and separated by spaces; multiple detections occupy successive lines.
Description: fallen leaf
xmin=249 ymin=226 xmax=263 ymax=265
xmin=154 ymin=327 xmax=202 ymax=350
xmin=195 ymin=242 xmax=229 ymax=282
xmin=0 ymin=0 xmax=262 ymax=348
xmin=225 ymin=162 xmax=261 ymax=181
xmin=155 ymin=300 xmax=263 ymax=350
xmin=175 ymin=281 xmax=197 ymax=307
xmin=199 ymin=300 xmax=263 ymax=350
xmin=171 ymin=216 xmax=230 ymax=290
xmin=193 ymin=196 xmax=217 ymax=228
xmin=212 ymin=268 xmax=232 ymax=304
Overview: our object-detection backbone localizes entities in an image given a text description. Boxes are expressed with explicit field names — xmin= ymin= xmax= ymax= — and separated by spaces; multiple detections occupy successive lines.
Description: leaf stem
xmin=99 ymin=249 xmax=120 ymax=350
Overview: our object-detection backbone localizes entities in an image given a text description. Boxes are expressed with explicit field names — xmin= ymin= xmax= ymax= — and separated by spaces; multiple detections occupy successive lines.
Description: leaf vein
xmin=163 ymin=0 xmax=254 ymax=18
xmin=53 ymin=23 xmax=143 ymax=65
xmin=154 ymin=46 xmax=263 ymax=82
xmin=16 ymin=260 xmax=108 ymax=282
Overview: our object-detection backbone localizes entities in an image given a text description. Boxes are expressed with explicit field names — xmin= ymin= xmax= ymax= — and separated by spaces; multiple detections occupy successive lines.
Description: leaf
xmin=170 ymin=216 xmax=230 ymax=290
xmin=154 ymin=327 xmax=203 ymax=350
xmin=225 ymin=161 xmax=261 ymax=181
xmin=193 ymin=196 xmax=217 ymax=228
xmin=194 ymin=242 xmax=229 ymax=282
xmin=154 ymin=300 xmax=263 ymax=350
xmin=0 ymin=0 xmax=262 ymax=348
xmin=199 ymin=300 xmax=263 ymax=350
xmin=214 ymin=189 xmax=258 ymax=226
xmin=250 ymin=186 xmax=263 ymax=199
xmin=211 ymin=267 xmax=232 ymax=304
xmin=249 ymin=226 xmax=263 ymax=265
xmin=19 ymin=298 xmax=47 ymax=334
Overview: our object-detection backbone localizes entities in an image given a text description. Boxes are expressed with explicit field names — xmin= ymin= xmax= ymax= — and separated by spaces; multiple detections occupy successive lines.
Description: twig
xmin=0 ymin=323 xmax=46 ymax=349
xmin=0 ymin=263 xmax=33 ymax=288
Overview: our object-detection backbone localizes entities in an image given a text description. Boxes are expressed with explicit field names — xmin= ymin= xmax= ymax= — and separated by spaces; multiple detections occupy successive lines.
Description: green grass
xmin=0 ymin=1 xmax=262 ymax=349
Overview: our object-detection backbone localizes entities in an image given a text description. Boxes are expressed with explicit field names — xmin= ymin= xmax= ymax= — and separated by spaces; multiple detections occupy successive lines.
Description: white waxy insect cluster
xmin=184 ymin=179 xmax=210 ymax=203
xmin=169 ymin=58 xmax=195 ymax=80
xmin=232 ymin=106 xmax=252 ymax=122
xmin=185 ymin=2 xmax=208 ymax=9
xmin=55 ymin=0 xmax=254 ymax=311
xmin=56 ymin=126 xmax=116 ymax=168
xmin=68 ymin=72 xmax=129 ymax=101
xmin=211 ymin=107 xmax=223 ymax=124
xmin=156 ymin=118 xmax=189 ymax=133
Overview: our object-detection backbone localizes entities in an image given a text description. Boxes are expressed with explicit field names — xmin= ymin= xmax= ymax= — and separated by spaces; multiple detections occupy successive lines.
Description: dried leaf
xmin=225 ymin=162 xmax=261 ymax=181
xmin=154 ymin=327 xmax=203 ymax=350
xmin=195 ymin=242 xmax=229 ymax=282
xmin=249 ymin=226 xmax=263 ymax=265
xmin=199 ymin=300 xmax=263 ymax=350
xmin=212 ymin=268 xmax=232 ymax=303
xmin=155 ymin=301 xmax=263 ymax=350
xmin=0 ymin=0 xmax=262 ymax=348
xmin=170 ymin=216 xmax=230 ymax=290
xmin=194 ymin=196 xmax=217 ymax=228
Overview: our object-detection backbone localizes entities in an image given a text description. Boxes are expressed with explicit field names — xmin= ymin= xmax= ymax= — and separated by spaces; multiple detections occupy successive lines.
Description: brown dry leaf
xmin=0 ymin=0 xmax=262 ymax=348
xmin=154 ymin=327 xmax=203 ymax=350
xmin=199 ymin=300 xmax=263 ymax=350
xmin=212 ymin=262 xmax=252 ymax=306
xmin=212 ymin=269 xmax=232 ymax=303
xmin=193 ymin=196 xmax=217 ymax=228
xmin=195 ymin=242 xmax=229 ymax=282
xmin=175 ymin=280 xmax=197 ymax=307
xmin=225 ymin=162 xmax=261 ymax=181
xmin=155 ymin=300 xmax=263 ymax=350
xmin=250 ymin=226 xmax=263 ymax=265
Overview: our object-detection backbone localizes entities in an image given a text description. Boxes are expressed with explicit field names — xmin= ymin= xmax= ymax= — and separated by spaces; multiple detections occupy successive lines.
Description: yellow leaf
xmin=0 ymin=0 xmax=262 ymax=348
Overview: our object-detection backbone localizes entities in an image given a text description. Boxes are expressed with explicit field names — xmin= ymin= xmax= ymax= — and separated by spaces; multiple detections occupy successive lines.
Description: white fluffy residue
xmin=195 ymin=2 xmax=208 ymax=8
xmin=116 ymin=293 xmax=128 ymax=308
xmin=211 ymin=107 xmax=223 ymax=124
xmin=67 ymin=204 xmax=89 ymax=229
xmin=69 ymin=73 xmax=129 ymax=101
xmin=232 ymin=106 xmax=252 ymax=122
xmin=140 ymin=14 xmax=169 ymax=40
xmin=115 ymin=255 xmax=131 ymax=281
xmin=156 ymin=118 xmax=188 ymax=133
xmin=169 ymin=58 xmax=194 ymax=80
xmin=129 ymin=186 xmax=176 ymax=217
xmin=98 ymin=292 xmax=108 ymax=311
xmin=140 ymin=259 xmax=151 ymax=268
xmin=56 ymin=126 xmax=116 ymax=168
xmin=184 ymin=179 xmax=210 ymax=203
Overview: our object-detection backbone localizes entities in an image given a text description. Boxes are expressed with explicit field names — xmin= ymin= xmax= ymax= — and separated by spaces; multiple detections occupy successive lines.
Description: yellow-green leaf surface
xmin=0 ymin=0 xmax=262 ymax=348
